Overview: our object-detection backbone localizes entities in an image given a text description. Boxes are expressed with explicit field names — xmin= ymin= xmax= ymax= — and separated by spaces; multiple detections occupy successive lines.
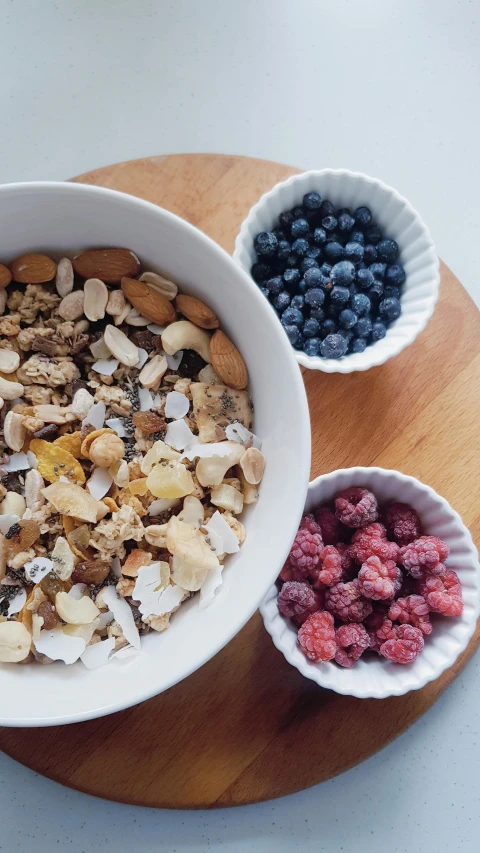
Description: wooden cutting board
xmin=0 ymin=154 xmax=479 ymax=808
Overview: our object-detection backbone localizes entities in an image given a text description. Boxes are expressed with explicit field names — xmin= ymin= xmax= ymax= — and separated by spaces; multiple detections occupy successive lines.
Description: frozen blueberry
xmin=320 ymin=200 xmax=336 ymax=219
xmin=344 ymin=241 xmax=364 ymax=263
xmin=320 ymin=263 xmax=333 ymax=276
xmin=306 ymin=245 xmax=322 ymax=260
xmin=304 ymin=267 xmax=325 ymax=288
xmin=279 ymin=210 xmax=294 ymax=231
xmin=385 ymin=264 xmax=406 ymax=287
xmin=265 ymin=276 xmax=284 ymax=296
xmin=298 ymin=279 xmax=308 ymax=295
xmin=349 ymin=229 xmax=365 ymax=245
xmin=291 ymin=206 xmax=306 ymax=219
xmin=310 ymin=308 xmax=325 ymax=323
xmin=357 ymin=268 xmax=374 ymax=289
xmin=338 ymin=329 xmax=354 ymax=346
xmin=369 ymin=262 xmax=387 ymax=280
xmin=379 ymin=297 xmax=401 ymax=322
xmin=251 ymin=262 xmax=272 ymax=283
xmin=320 ymin=333 xmax=348 ymax=359
xmin=339 ymin=309 xmax=358 ymax=329
xmin=351 ymin=337 xmax=367 ymax=354
xmin=331 ymin=260 xmax=355 ymax=286
xmin=254 ymin=231 xmax=278 ymax=257
xmin=282 ymin=306 xmax=304 ymax=327
xmin=304 ymin=337 xmax=321 ymax=357
xmin=364 ymin=224 xmax=382 ymax=245
xmin=274 ymin=291 xmax=291 ymax=312
xmin=320 ymin=319 xmax=338 ymax=338
xmin=305 ymin=288 xmax=326 ymax=309
xmin=330 ymin=286 xmax=351 ymax=306
xmin=291 ymin=218 xmax=310 ymax=239
xmin=303 ymin=191 xmax=322 ymax=210
xmin=354 ymin=206 xmax=372 ymax=226
xmin=363 ymin=244 xmax=378 ymax=264
xmin=351 ymin=293 xmax=371 ymax=316
xmin=369 ymin=281 xmax=384 ymax=302
xmin=377 ymin=239 xmax=399 ymax=263
xmin=322 ymin=215 xmax=337 ymax=232
xmin=326 ymin=302 xmax=342 ymax=319
xmin=283 ymin=268 xmax=301 ymax=290
xmin=291 ymin=294 xmax=305 ymax=310
xmin=300 ymin=257 xmax=319 ymax=273
xmin=371 ymin=321 xmax=387 ymax=341
xmin=303 ymin=317 xmax=321 ymax=338
xmin=292 ymin=237 xmax=309 ymax=256
xmin=285 ymin=254 xmax=299 ymax=268
xmin=313 ymin=227 xmax=327 ymax=246
xmin=383 ymin=285 xmax=401 ymax=300
xmin=323 ymin=241 xmax=344 ymax=262
xmin=259 ymin=287 xmax=269 ymax=297
xmin=338 ymin=212 xmax=355 ymax=233
xmin=354 ymin=316 xmax=372 ymax=338
xmin=277 ymin=240 xmax=292 ymax=261
xmin=283 ymin=324 xmax=302 ymax=347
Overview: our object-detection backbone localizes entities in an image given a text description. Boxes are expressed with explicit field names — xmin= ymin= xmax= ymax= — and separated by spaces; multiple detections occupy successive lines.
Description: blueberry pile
xmin=251 ymin=192 xmax=405 ymax=359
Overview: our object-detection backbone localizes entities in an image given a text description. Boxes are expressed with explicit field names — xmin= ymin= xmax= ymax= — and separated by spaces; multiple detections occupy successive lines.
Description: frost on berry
xmin=316 ymin=545 xmax=343 ymax=587
xmin=388 ymin=594 xmax=432 ymax=635
xmin=348 ymin=524 xmax=400 ymax=564
xmin=335 ymin=487 xmax=378 ymax=528
xmin=364 ymin=608 xmax=396 ymax=652
xmin=418 ymin=570 xmax=463 ymax=616
xmin=299 ymin=513 xmax=323 ymax=537
xmin=400 ymin=536 xmax=449 ymax=578
xmin=298 ymin=610 xmax=336 ymax=662
xmin=380 ymin=624 xmax=424 ymax=664
xmin=385 ymin=502 xmax=422 ymax=546
xmin=315 ymin=505 xmax=343 ymax=545
xmin=288 ymin=528 xmax=323 ymax=578
xmin=357 ymin=556 xmax=403 ymax=601
xmin=277 ymin=581 xmax=321 ymax=625
xmin=325 ymin=579 xmax=372 ymax=623
xmin=335 ymin=623 xmax=370 ymax=668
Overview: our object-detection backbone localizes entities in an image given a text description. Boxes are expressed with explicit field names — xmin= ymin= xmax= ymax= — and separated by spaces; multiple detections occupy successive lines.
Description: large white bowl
xmin=261 ymin=468 xmax=480 ymax=698
xmin=0 ymin=181 xmax=310 ymax=726
xmin=234 ymin=169 xmax=440 ymax=373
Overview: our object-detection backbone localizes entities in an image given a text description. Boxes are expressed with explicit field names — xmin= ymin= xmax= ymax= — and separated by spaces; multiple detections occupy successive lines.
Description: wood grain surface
xmin=0 ymin=154 xmax=479 ymax=809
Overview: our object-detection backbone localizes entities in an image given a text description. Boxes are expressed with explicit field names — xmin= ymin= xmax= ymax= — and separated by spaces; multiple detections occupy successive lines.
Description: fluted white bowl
xmin=234 ymin=170 xmax=440 ymax=373
xmin=261 ymin=468 xmax=479 ymax=698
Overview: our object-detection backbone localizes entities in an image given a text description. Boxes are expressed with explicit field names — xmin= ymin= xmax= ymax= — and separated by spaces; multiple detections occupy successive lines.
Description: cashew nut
xmin=0 ymin=621 xmax=32 ymax=662
xmin=55 ymin=591 xmax=100 ymax=625
xmin=161 ymin=321 xmax=211 ymax=363
xmin=195 ymin=441 xmax=244 ymax=487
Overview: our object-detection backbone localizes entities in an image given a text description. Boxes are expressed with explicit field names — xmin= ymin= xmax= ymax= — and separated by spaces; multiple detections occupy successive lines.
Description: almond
xmin=73 ymin=248 xmax=140 ymax=283
xmin=176 ymin=294 xmax=219 ymax=329
xmin=0 ymin=264 xmax=12 ymax=290
xmin=121 ymin=277 xmax=177 ymax=326
xmin=209 ymin=330 xmax=248 ymax=390
xmin=9 ymin=253 xmax=56 ymax=284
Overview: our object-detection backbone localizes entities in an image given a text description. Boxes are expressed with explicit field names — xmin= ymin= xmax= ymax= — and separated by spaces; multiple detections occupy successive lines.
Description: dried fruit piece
xmin=9 ymin=253 xmax=56 ymax=283
xmin=176 ymin=294 xmax=219 ymax=329
xmin=71 ymin=560 xmax=110 ymax=585
xmin=53 ymin=431 xmax=82 ymax=459
xmin=210 ymin=330 xmax=248 ymax=390
xmin=0 ymin=376 xmax=24 ymax=401
xmin=37 ymin=600 xmax=58 ymax=631
xmin=40 ymin=571 xmax=67 ymax=602
xmin=73 ymin=248 xmax=140 ymax=283
xmin=121 ymin=277 xmax=177 ymax=325
xmin=29 ymin=439 xmax=85 ymax=485
xmin=146 ymin=460 xmax=194 ymax=499
xmin=42 ymin=481 xmax=102 ymax=523
xmin=132 ymin=411 xmax=166 ymax=435
xmin=3 ymin=519 xmax=40 ymax=559
xmin=298 ymin=611 xmax=336 ymax=662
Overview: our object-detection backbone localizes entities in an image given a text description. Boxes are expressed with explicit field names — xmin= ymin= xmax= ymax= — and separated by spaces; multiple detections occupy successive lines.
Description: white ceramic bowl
xmin=234 ymin=169 xmax=440 ymax=373
xmin=0 ymin=181 xmax=311 ymax=726
xmin=261 ymin=467 xmax=480 ymax=698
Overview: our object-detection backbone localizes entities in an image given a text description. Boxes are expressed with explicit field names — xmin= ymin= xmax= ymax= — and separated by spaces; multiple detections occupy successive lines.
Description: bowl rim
xmin=233 ymin=168 xmax=441 ymax=374
xmin=260 ymin=466 xmax=480 ymax=699
xmin=0 ymin=179 xmax=312 ymax=725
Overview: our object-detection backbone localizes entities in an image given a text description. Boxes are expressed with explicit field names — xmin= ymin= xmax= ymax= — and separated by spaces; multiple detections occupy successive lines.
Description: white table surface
xmin=0 ymin=0 xmax=479 ymax=850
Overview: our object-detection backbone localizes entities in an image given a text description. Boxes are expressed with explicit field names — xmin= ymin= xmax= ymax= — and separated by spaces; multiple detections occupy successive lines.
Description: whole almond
xmin=0 ymin=350 xmax=20 ymax=374
xmin=104 ymin=324 xmax=139 ymax=367
xmin=9 ymin=253 xmax=56 ymax=284
xmin=58 ymin=290 xmax=85 ymax=321
xmin=139 ymin=271 xmax=178 ymax=300
xmin=209 ymin=330 xmax=248 ymax=390
xmin=55 ymin=257 xmax=74 ymax=297
xmin=84 ymin=278 xmax=109 ymax=321
xmin=121 ymin=277 xmax=176 ymax=326
xmin=73 ymin=248 xmax=140 ymax=283
xmin=106 ymin=289 xmax=126 ymax=317
xmin=0 ymin=264 xmax=12 ymax=290
xmin=176 ymin=294 xmax=219 ymax=329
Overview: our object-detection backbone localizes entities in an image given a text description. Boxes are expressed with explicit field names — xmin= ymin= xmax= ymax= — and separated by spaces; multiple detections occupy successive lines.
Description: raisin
xmin=40 ymin=572 xmax=66 ymax=603
xmin=71 ymin=378 xmax=89 ymax=396
xmin=129 ymin=330 xmax=160 ymax=353
xmin=33 ymin=424 xmax=59 ymax=440
xmin=132 ymin=411 xmax=166 ymax=435
xmin=4 ymin=519 xmax=40 ymax=558
xmin=71 ymin=560 xmax=110 ymax=585
xmin=178 ymin=349 xmax=207 ymax=378
xmin=38 ymin=600 xmax=58 ymax=631
xmin=1 ymin=471 xmax=23 ymax=493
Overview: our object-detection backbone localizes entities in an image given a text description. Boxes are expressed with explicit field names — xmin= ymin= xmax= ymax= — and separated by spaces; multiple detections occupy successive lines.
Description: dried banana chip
xmin=42 ymin=482 xmax=101 ymax=523
xmin=29 ymin=439 xmax=85 ymax=485
xmin=54 ymin=431 xmax=82 ymax=459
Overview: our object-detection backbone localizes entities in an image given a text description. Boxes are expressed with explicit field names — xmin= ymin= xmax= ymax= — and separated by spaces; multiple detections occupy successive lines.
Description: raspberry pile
xmin=277 ymin=490 xmax=463 ymax=667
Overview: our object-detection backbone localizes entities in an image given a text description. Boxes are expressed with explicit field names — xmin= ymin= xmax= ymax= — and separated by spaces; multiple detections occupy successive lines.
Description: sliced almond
xmin=58 ymin=290 xmax=85 ymax=321
xmin=0 ymin=264 xmax=12 ymax=290
xmin=240 ymin=447 xmax=265 ymax=484
xmin=84 ymin=278 xmax=109 ymax=321
xmin=121 ymin=277 xmax=177 ymax=326
xmin=106 ymin=289 xmax=126 ymax=317
xmin=104 ymin=324 xmax=139 ymax=367
xmin=138 ymin=354 xmax=168 ymax=388
xmin=0 ymin=376 xmax=24 ymax=401
xmin=0 ymin=350 xmax=20 ymax=374
xmin=9 ymin=253 xmax=56 ymax=284
xmin=176 ymin=294 xmax=219 ymax=329
xmin=4 ymin=411 xmax=26 ymax=452
xmin=139 ymin=271 xmax=178 ymax=300
xmin=209 ymin=330 xmax=248 ymax=390
xmin=73 ymin=248 xmax=140 ymax=283
xmin=55 ymin=257 xmax=74 ymax=297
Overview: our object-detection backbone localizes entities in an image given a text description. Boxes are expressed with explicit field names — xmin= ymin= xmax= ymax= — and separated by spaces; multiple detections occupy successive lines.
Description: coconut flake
xmin=34 ymin=628 xmax=86 ymax=664
xmin=151 ymin=393 xmax=163 ymax=408
xmin=165 ymin=419 xmax=196 ymax=451
xmin=135 ymin=348 xmax=149 ymax=369
xmin=225 ymin=422 xmax=262 ymax=450
xmin=199 ymin=565 xmax=223 ymax=609
xmin=105 ymin=417 xmax=128 ymax=438
xmin=138 ymin=387 xmax=154 ymax=411
xmin=82 ymin=401 xmax=106 ymax=430
xmin=134 ymin=563 xmax=184 ymax=617
xmin=204 ymin=526 xmax=224 ymax=556
xmin=165 ymin=391 xmax=190 ymax=420
xmin=80 ymin=638 xmax=115 ymax=670
xmin=147 ymin=323 xmax=165 ymax=335
xmin=113 ymin=644 xmax=140 ymax=660
xmin=24 ymin=557 xmax=54 ymax=583
xmin=148 ymin=498 xmax=180 ymax=516
xmin=182 ymin=441 xmax=233 ymax=462
xmin=26 ymin=450 xmax=38 ymax=469
xmin=3 ymin=587 xmax=27 ymax=617
xmin=92 ymin=358 xmax=119 ymax=376
xmin=87 ymin=467 xmax=113 ymax=500
xmin=69 ymin=583 xmax=87 ymax=599
xmin=0 ymin=514 xmax=20 ymax=535
xmin=97 ymin=609 xmax=114 ymax=629
xmin=165 ymin=350 xmax=183 ymax=370
xmin=111 ymin=556 xmax=122 ymax=578
xmin=206 ymin=511 xmax=240 ymax=554
xmin=3 ymin=452 xmax=30 ymax=472
xmin=102 ymin=586 xmax=141 ymax=650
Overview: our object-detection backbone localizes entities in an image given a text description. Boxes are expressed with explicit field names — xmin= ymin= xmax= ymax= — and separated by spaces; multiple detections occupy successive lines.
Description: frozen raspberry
xmin=336 ymin=541 xmax=357 ymax=581
xmin=400 ymin=536 xmax=449 ymax=578
xmin=348 ymin=524 xmax=401 ymax=564
xmin=335 ymin=623 xmax=370 ymax=668
xmin=315 ymin=505 xmax=343 ymax=545
xmin=417 ymin=570 xmax=463 ymax=616
xmin=279 ymin=559 xmax=293 ymax=583
xmin=388 ymin=594 xmax=432 ymax=635
xmin=277 ymin=581 xmax=321 ymax=625
xmin=335 ymin=487 xmax=378 ymax=528
xmin=380 ymin=624 xmax=424 ymax=664
xmin=315 ymin=545 xmax=343 ymax=587
xmin=357 ymin=556 xmax=403 ymax=601
xmin=385 ymin=502 xmax=422 ymax=546
xmin=289 ymin=528 xmax=323 ymax=577
xmin=299 ymin=513 xmax=323 ymax=537
xmin=298 ymin=611 xmax=336 ymax=662
xmin=325 ymin=579 xmax=373 ymax=623
xmin=364 ymin=608 xmax=396 ymax=651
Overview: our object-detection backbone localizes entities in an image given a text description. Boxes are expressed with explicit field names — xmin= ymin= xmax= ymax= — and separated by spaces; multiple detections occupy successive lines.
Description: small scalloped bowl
xmin=260 ymin=468 xmax=480 ymax=698
xmin=233 ymin=170 xmax=440 ymax=373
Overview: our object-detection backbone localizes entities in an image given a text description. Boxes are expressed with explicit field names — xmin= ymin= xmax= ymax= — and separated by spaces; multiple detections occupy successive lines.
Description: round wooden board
xmin=0 ymin=154 xmax=479 ymax=809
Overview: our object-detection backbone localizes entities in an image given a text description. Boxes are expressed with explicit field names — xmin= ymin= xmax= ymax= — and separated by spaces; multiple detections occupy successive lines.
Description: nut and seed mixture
xmin=0 ymin=249 xmax=264 ymax=668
